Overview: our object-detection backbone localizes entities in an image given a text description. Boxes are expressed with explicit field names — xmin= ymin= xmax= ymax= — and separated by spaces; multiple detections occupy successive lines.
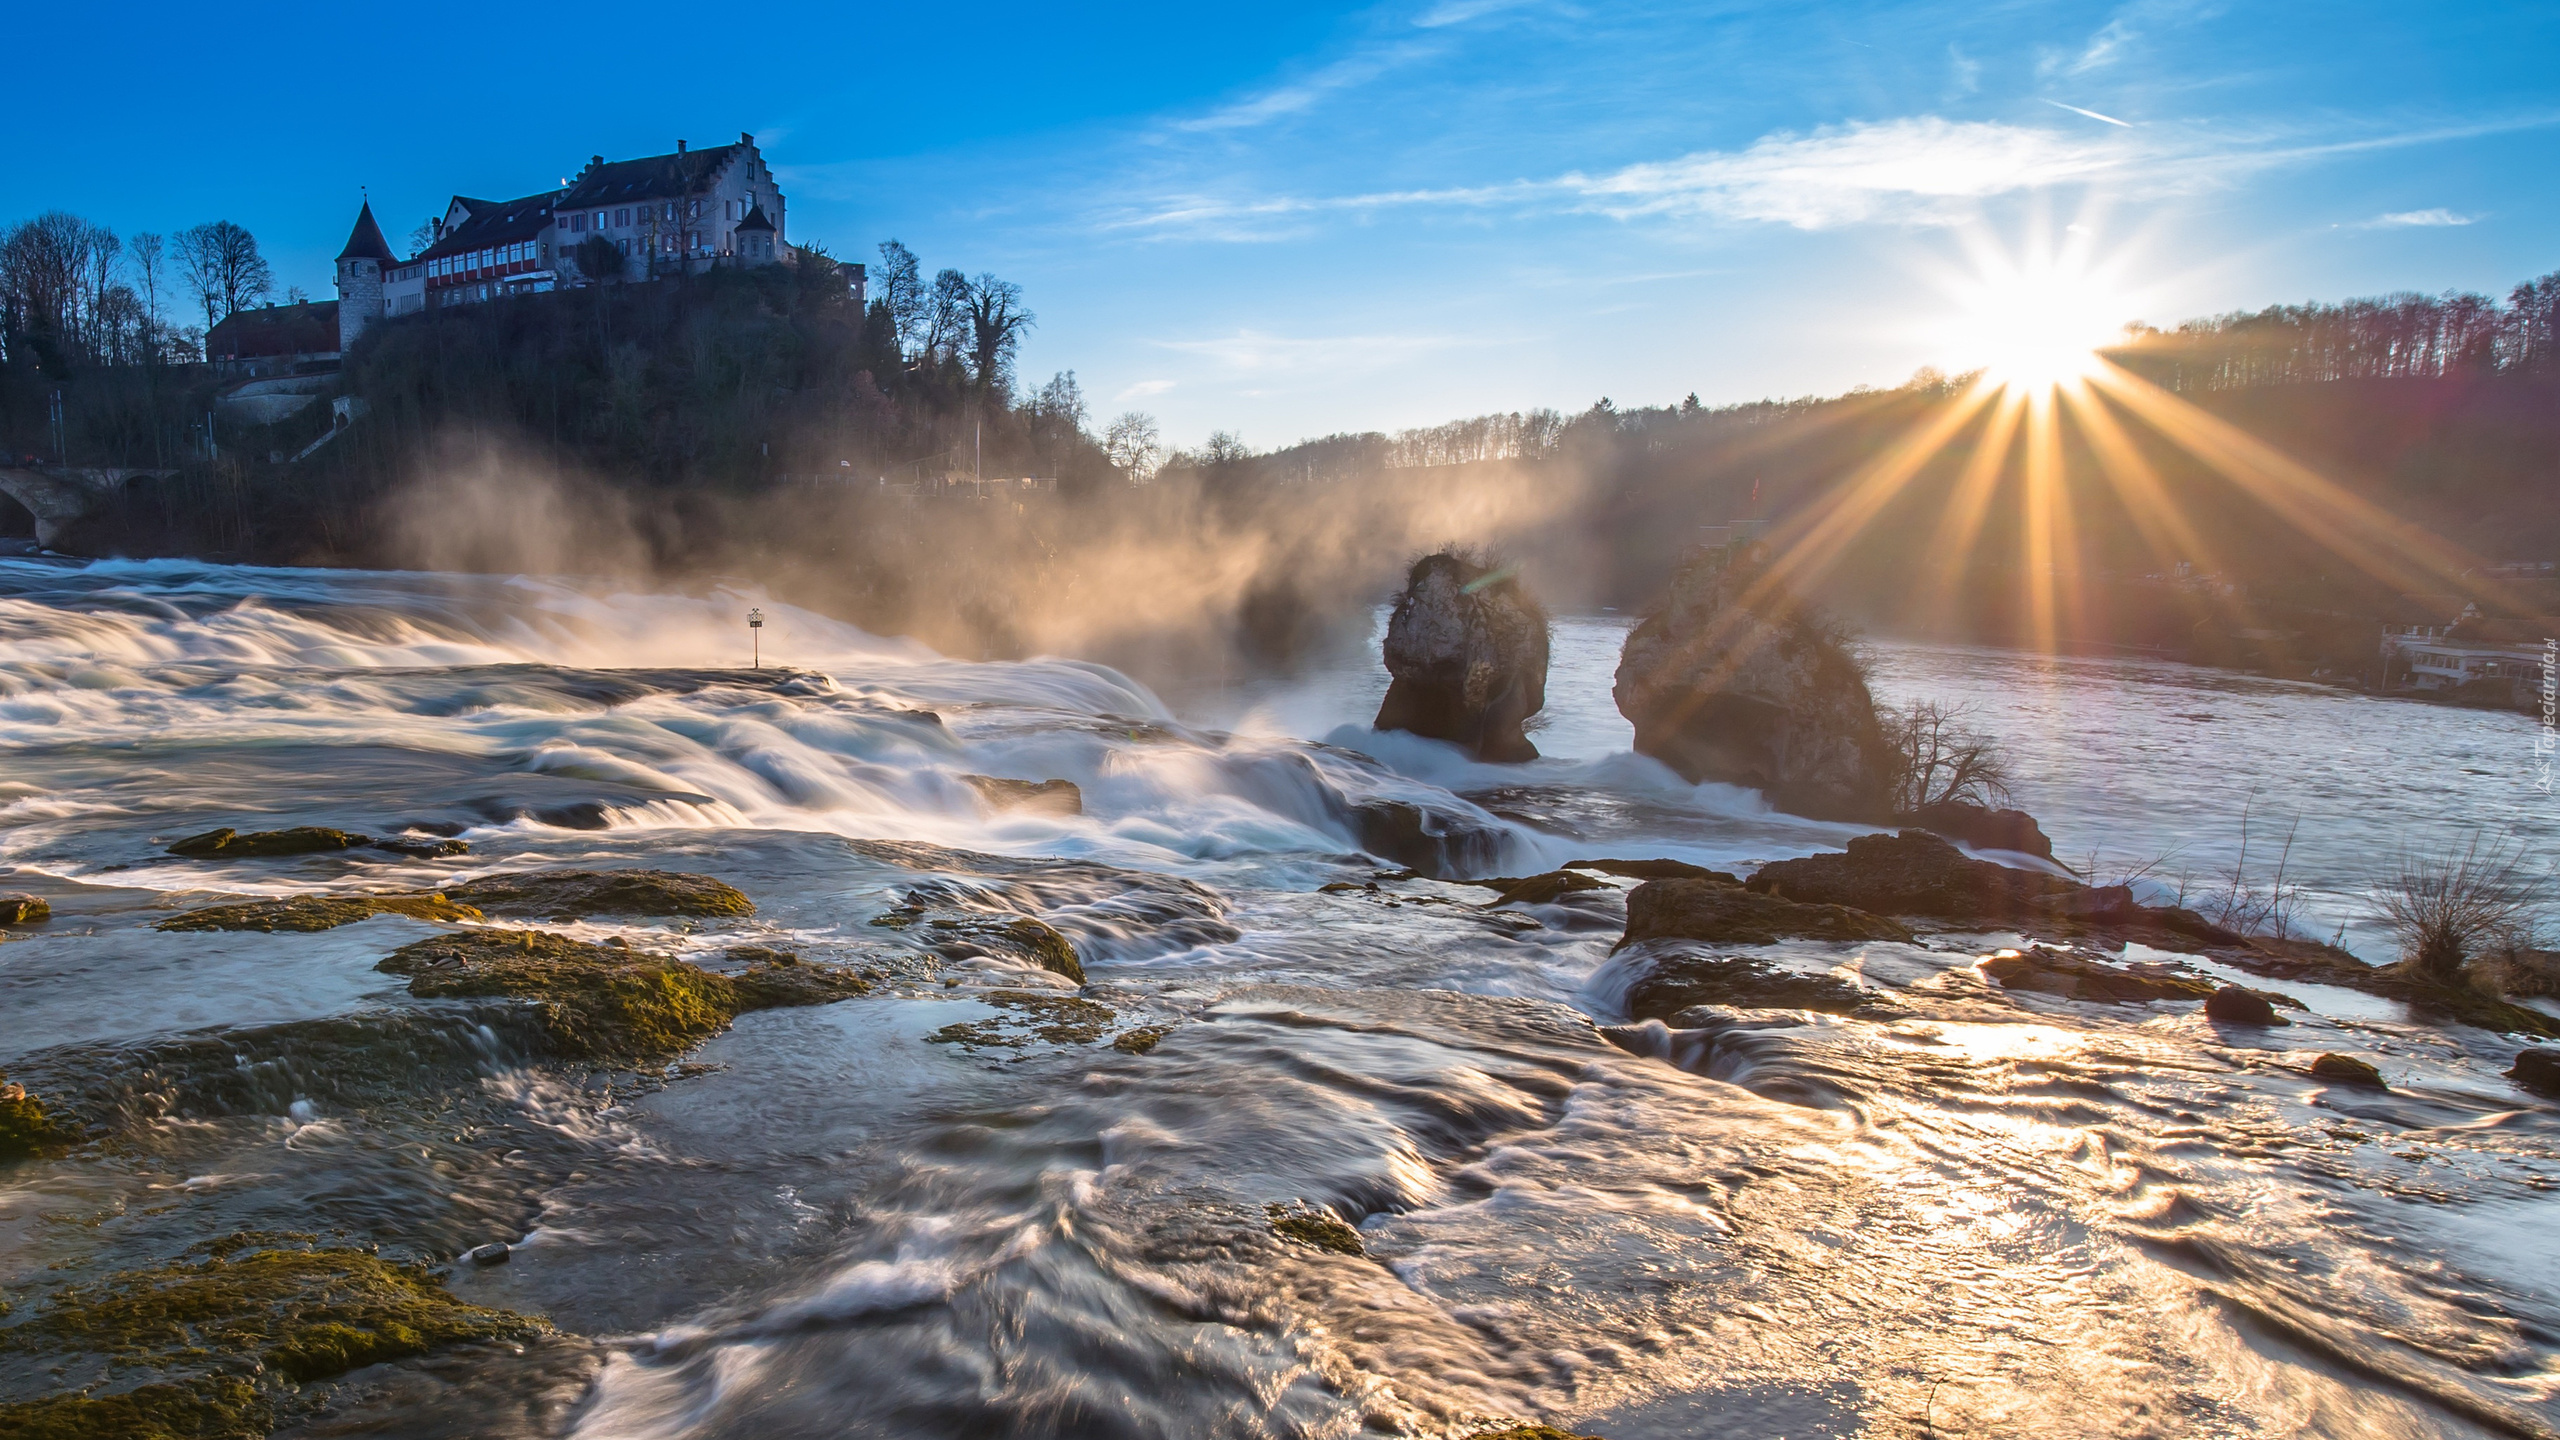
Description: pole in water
xmin=747 ymin=607 xmax=764 ymax=669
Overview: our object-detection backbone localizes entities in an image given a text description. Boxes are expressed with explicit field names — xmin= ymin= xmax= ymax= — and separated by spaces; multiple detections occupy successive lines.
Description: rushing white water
xmin=1 ymin=555 xmax=2555 ymax=1440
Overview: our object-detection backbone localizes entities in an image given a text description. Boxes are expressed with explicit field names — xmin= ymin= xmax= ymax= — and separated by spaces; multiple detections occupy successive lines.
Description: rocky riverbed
xmin=2 ymin=557 xmax=2557 ymax=1439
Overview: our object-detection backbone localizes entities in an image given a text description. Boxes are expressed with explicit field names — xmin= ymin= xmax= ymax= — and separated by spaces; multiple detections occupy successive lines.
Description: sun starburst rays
xmin=1729 ymin=233 xmax=2502 ymax=662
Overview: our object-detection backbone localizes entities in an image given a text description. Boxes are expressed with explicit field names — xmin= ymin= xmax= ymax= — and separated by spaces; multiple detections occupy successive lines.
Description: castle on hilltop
xmin=334 ymin=133 xmax=812 ymax=353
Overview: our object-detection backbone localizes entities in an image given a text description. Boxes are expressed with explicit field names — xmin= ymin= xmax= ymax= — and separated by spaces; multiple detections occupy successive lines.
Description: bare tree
xmin=1105 ymin=412 xmax=1161 ymax=481
xmin=1 ymin=212 xmax=88 ymax=355
xmin=875 ymin=240 xmax=924 ymax=356
xmin=82 ymin=225 xmax=122 ymax=356
xmin=2373 ymin=831 xmax=2548 ymax=979
xmin=1033 ymin=371 xmax=1085 ymax=426
xmin=1881 ymin=700 xmax=2012 ymax=812
xmin=130 ymin=232 xmax=166 ymax=361
xmin=175 ymin=220 xmax=271 ymax=328
xmin=965 ymin=273 xmax=1034 ymax=389
xmin=923 ymin=268 xmax=972 ymax=363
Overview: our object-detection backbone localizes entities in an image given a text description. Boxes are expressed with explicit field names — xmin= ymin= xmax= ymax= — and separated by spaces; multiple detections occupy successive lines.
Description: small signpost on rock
xmin=748 ymin=607 xmax=764 ymax=669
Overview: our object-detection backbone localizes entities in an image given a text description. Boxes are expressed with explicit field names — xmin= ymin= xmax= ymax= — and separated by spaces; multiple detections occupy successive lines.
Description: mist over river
xmin=3 ymin=557 xmax=2557 ymax=1439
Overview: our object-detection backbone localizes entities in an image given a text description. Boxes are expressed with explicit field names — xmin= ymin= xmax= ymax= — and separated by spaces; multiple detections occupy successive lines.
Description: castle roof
xmin=336 ymin=202 xmax=396 ymax=264
xmin=558 ymin=141 xmax=749 ymax=211
xmin=735 ymin=204 xmax=775 ymax=233
xmin=412 ymin=190 xmax=560 ymax=263
xmin=207 ymin=300 xmax=341 ymax=360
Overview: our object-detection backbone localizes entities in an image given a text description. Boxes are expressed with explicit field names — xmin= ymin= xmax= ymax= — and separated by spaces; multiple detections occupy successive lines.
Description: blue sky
xmin=12 ymin=1 xmax=2557 ymax=446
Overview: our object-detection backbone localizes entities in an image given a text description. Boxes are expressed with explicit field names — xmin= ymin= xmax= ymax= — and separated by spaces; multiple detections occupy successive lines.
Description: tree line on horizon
xmin=2111 ymin=269 xmax=2560 ymax=390
xmin=0 ymin=212 xmax=286 ymax=374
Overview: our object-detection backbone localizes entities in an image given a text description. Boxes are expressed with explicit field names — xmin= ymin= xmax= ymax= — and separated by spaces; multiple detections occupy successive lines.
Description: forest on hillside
xmin=3 ymin=230 xmax=2556 ymax=682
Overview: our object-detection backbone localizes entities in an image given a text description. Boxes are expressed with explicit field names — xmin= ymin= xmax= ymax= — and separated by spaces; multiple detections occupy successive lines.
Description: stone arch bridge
xmin=0 ymin=467 xmax=177 ymax=548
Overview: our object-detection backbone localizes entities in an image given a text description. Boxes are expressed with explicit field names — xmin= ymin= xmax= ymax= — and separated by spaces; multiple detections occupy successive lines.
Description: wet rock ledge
xmin=1611 ymin=829 xmax=2560 ymax=1038
xmin=0 ymin=1237 xmax=547 ymax=1437
xmin=379 ymin=929 xmax=866 ymax=1061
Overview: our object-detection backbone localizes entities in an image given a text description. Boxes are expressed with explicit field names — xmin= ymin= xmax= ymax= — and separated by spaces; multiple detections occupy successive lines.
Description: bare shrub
xmin=1882 ymin=700 xmax=2011 ymax=812
xmin=2371 ymin=831 xmax=2548 ymax=980
xmin=2188 ymin=805 xmax=2314 ymax=940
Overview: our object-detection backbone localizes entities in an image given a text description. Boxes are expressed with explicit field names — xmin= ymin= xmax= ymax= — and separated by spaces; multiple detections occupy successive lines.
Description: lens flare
xmin=1946 ymin=250 xmax=2129 ymax=391
xmin=1729 ymin=223 xmax=2508 ymax=664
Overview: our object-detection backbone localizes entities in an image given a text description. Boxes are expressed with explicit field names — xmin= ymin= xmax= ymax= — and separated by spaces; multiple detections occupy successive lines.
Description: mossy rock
xmin=0 ymin=893 xmax=49 ymax=925
xmin=1628 ymin=954 xmax=1889 ymax=1021
xmin=1978 ymin=950 xmax=2217 ymax=1004
xmin=998 ymin=917 xmax=1084 ymax=983
xmin=1111 ymin=1026 xmax=1170 ymax=1055
xmin=379 ymin=929 xmax=862 ymax=1060
xmin=1474 ymin=871 xmax=1610 ymax=907
xmin=155 ymin=894 xmax=483 ymax=934
xmin=441 ymin=869 xmax=754 ymax=920
xmin=0 ymin=1373 xmax=268 ymax=1439
xmin=0 ymin=1243 xmax=546 ymax=1432
xmin=165 ymin=827 xmax=371 ymax=859
xmin=2309 ymin=1052 xmax=2386 ymax=1088
xmin=928 ymin=990 xmax=1118 ymax=1050
xmin=908 ymin=913 xmax=1085 ymax=984
xmin=2377 ymin=971 xmax=2560 ymax=1039
xmin=0 ymin=1080 xmax=74 ymax=1162
xmin=1618 ymin=878 xmax=1912 ymax=951
xmin=1266 ymin=1203 xmax=1363 ymax=1256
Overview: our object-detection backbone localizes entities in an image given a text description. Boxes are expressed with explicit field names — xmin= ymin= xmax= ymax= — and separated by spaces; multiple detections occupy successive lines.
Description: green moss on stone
xmin=2309 ymin=1052 xmax=2387 ymax=1088
xmin=1266 ymin=1203 xmax=1364 ymax=1256
xmin=379 ymin=929 xmax=863 ymax=1060
xmin=156 ymin=894 xmax=484 ymax=934
xmin=999 ymin=917 xmax=1085 ymax=983
xmin=441 ymin=869 xmax=754 ymax=920
xmin=0 ymin=1243 xmax=546 ymax=1432
xmin=165 ymin=827 xmax=370 ymax=859
xmin=0 ymin=894 xmax=49 ymax=926
xmin=0 ymin=1081 xmax=73 ymax=1162
xmin=0 ymin=1374 xmax=268 ymax=1439
xmin=1111 ymin=1027 xmax=1170 ymax=1055
xmin=928 ymin=990 xmax=1118 ymax=1050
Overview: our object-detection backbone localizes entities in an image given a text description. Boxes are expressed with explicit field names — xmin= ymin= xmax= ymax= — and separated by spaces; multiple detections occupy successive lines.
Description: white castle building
xmin=336 ymin=134 xmax=796 ymax=352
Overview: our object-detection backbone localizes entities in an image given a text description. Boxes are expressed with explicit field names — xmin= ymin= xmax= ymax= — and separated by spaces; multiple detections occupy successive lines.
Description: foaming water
xmin=1 ymin=555 xmax=2554 ymax=1440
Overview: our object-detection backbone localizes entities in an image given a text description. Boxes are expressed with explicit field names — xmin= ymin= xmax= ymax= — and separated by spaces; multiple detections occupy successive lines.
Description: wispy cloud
xmin=2065 ymin=18 xmax=2134 ymax=75
xmin=1105 ymin=109 xmax=2560 ymax=243
xmin=1946 ymin=45 xmax=1981 ymax=99
xmin=2357 ymin=207 xmax=2478 ymax=228
xmin=1413 ymin=0 xmax=1540 ymax=28
xmin=1153 ymin=329 xmax=1460 ymax=374
xmin=2043 ymin=99 xmax=2132 ymax=127
xmin=1174 ymin=41 xmax=1437 ymax=132
xmin=1113 ymin=117 xmax=2136 ymax=237
xmin=1114 ymin=378 xmax=1178 ymax=401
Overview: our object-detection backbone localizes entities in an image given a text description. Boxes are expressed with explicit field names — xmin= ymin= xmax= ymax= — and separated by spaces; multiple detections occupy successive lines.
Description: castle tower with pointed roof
xmin=334 ymin=201 xmax=396 ymax=351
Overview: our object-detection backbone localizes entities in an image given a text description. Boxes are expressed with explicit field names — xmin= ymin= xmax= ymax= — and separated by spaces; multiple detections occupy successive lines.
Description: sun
xmin=1940 ymin=237 xmax=2134 ymax=392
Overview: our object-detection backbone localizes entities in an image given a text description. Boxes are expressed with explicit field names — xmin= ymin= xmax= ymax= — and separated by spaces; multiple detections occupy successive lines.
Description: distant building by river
xmin=334 ymin=134 xmax=819 ymax=353
xmin=2382 ymin=604 xmax=2551 ymax=708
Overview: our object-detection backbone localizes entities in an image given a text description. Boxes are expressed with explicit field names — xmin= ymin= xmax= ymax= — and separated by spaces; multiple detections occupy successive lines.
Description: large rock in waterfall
xmin=1374 ymin=553 xmax=1550 ymax=763
xmin=1612 ymin=545 xmax=1893 ymax=818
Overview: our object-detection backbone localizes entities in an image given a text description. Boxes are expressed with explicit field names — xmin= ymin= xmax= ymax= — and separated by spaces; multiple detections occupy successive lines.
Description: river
xmin=1 ymin=557 xmax=2555 ymax=1439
